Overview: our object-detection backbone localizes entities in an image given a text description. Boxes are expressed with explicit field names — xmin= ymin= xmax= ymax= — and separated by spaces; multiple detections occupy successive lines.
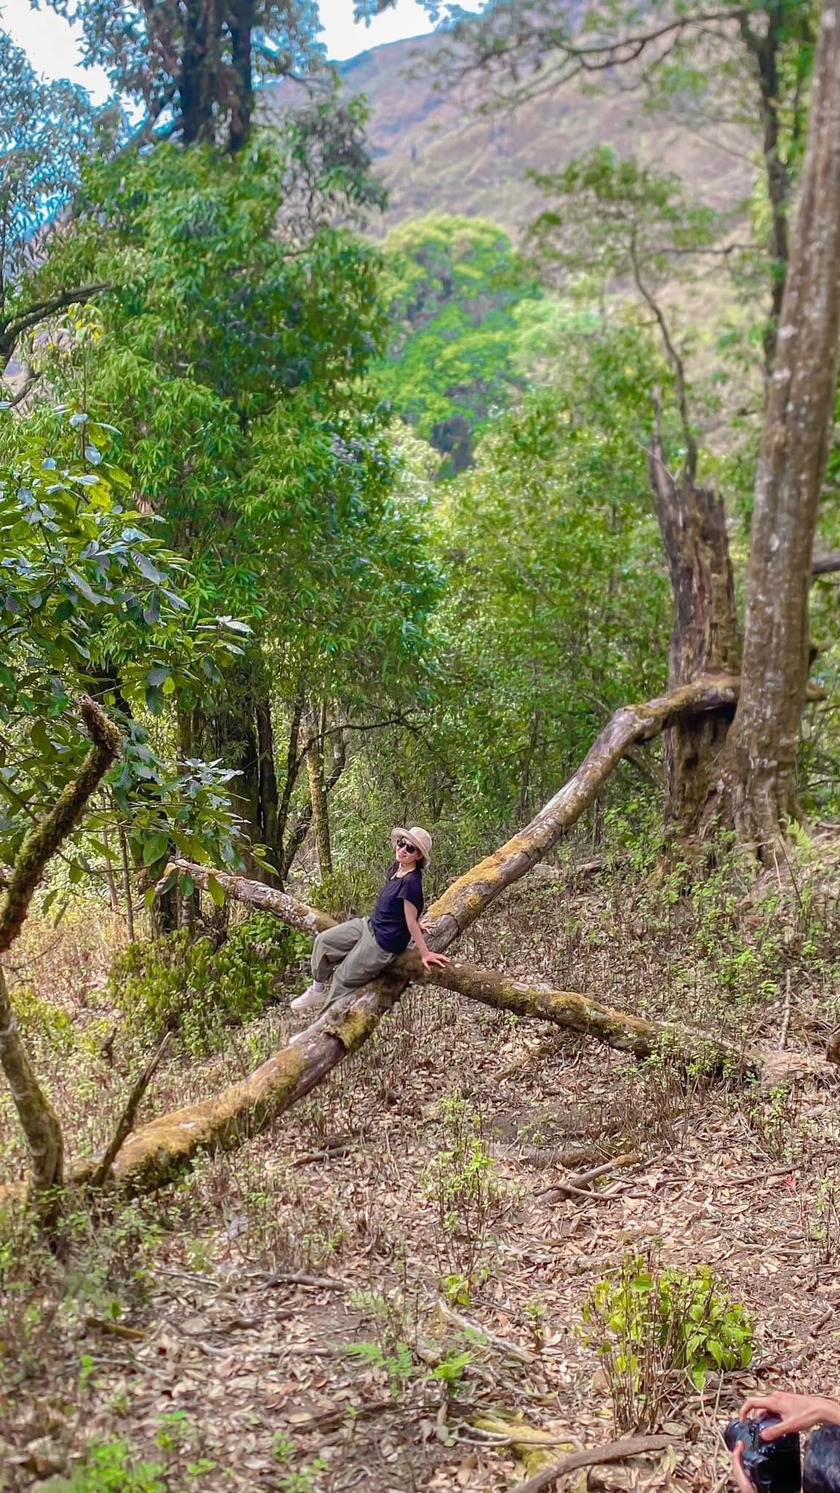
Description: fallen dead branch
xmin=262 ymin=1271 xmax=348 ymax=1291
xmin=491 ymin=1139 xmax=630 ymax=1170
xmin=537 ymin=1151 xmax=641 ymax=1202
xmin=436 ymin=1299 xmax=535 ymax=1364
xmin=508 ymin=1434 xmax=681 ymax=1493
xmin=177 ymin=862 xmax=732 ymax=1065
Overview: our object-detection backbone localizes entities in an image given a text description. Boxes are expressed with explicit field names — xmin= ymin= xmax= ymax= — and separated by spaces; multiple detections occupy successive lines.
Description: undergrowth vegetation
xmin=109 ymin=914 xmax=310 ymax=1055
xmin=579 ymin=1250 xmax=755 ymax=1431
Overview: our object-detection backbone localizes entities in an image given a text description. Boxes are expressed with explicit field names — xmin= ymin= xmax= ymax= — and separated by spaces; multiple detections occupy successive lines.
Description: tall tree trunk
xmin=304 ymin=706 xmax=333 ymax=879
xmin=720 ymin=0 xmax=840 ymax=848
xmin=742 ymin=13 xmax=792 ymax=370
xmin=282 ymin=721 xmax=346 ymax=882
xmin=179 ymin=0 xmax=216 ymax=145
xmin=648 ymin=423 xmax=741 ymax=834
xmin=0 ymin=697 xmax=120 ymax=1198
xmin=255 ymin=691 xmax=281 ymax=884
xmin=227 ymin=0 xmax=254 ymax=153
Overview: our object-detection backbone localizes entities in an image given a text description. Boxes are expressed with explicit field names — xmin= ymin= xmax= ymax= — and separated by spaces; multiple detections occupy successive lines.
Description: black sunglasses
xmin=396 ymin=836 xmax=418 ymax=854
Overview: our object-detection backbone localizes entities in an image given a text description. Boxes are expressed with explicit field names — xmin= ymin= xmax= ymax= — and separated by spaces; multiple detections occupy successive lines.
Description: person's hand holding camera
xmin=727 ymin=1390 xmax=840 ymax=1491
xmin=738 ymin=1392 xmax=840 ymax=1440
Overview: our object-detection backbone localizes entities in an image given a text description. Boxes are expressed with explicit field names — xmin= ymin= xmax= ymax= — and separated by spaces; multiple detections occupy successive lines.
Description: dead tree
xmin=648 ymin=417 xmax=741 ymax=834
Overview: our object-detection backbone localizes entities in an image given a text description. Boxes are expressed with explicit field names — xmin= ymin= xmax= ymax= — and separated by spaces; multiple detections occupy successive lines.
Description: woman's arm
xmin=403 ymin=900 xmax=450 ymax=970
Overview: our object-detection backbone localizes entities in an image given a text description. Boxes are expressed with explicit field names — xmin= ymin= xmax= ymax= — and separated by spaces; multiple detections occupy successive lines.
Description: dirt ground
xmin=3 ymin=863 xmax=840 ymax=1493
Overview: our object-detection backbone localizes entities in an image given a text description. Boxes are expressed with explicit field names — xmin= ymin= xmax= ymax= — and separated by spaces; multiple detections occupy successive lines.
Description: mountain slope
xmin=267 ymin=31 xmax=753 ymax=237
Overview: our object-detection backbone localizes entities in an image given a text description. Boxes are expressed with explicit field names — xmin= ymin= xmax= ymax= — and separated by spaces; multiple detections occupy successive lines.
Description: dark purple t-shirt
xmin=370 ymin=863 xmax=424 ymax=954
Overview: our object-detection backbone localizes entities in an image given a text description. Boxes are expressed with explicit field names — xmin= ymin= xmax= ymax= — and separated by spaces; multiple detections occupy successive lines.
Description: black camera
xmin=724 ymin=1415 xmax=802 ymax=1493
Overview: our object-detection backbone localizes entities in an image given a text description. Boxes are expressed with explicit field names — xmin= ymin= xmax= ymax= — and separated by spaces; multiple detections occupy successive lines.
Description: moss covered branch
xmin=0 ymin=696 xmax=121 ymax=1195
xmin=0 ymin=695 xmax=122 ymax=954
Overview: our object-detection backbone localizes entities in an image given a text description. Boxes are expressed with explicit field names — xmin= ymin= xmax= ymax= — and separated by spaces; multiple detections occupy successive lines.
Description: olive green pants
xmin=311 ymin=917 xmax=395 ymax=1002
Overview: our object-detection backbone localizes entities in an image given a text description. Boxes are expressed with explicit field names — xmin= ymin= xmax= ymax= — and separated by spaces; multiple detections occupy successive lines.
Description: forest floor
xmin=3 ymin=848 xmax=840 ymax=1493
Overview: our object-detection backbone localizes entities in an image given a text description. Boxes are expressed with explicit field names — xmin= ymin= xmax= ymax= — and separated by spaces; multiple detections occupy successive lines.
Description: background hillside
xmin=266 ymin=31 xmax=753 ymax=235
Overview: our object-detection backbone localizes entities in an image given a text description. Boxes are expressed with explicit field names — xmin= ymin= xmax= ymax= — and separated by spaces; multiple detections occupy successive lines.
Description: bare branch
xmin=91 ymin=1032 xmax=173 ymax=1188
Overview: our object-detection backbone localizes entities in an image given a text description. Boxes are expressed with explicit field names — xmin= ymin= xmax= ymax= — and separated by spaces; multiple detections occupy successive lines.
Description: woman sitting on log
xmin=291 ymin=826 xmax=450 ymax=1015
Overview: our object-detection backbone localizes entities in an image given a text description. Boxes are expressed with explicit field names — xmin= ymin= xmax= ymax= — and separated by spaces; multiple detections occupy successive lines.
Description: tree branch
xmin=91 ymin=1032 xmax=173 ymax=1188
xmin=811 ymin=549 xmax=840 ymax=576
xmin=0 ymin=674 xmax=742 ymax=1203
xmin=0 ymin=696 xmax=121 ymax=954
xmin=2 ymin=285 xmax=108 ymax=352
xmin=509 ymin=1435 xmax=680 ymax=1493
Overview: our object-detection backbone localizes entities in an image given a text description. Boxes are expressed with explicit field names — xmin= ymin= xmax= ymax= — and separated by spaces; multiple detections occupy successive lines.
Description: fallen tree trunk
xmin=3 ymin=676 xmax=739 ymax=1200
xmin=424 ymin=674 xmax=738 ymax=947
xmin=178 ymin=862 xmax=734 ymax=1062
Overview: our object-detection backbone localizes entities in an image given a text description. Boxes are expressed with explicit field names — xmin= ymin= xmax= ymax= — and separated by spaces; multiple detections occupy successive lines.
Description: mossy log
xmin=1 ymin=677 xmax=739 ymax=1201
xmin=473 ymin=1413 xmax=587 ymax=1492
xmin=423 ymin=673 xmax=738 ymax=948
xmin=177 ymin=863 xmax=729 ymax=1064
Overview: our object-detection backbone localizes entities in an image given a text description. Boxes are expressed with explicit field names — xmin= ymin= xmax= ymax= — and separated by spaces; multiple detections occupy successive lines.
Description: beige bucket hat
xmin=390 ymin=825 xmax=432 ymax=864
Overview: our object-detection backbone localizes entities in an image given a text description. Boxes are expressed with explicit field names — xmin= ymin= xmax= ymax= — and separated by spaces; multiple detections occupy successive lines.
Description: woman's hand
xmin=422 ymin=950 xmax=450 ymax=971
xmin=737 ymin=1390 xmax=840 ymax=1438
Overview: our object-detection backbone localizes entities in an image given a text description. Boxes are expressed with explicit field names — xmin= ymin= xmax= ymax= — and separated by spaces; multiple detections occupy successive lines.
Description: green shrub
xmin=44 ymin=1439 xmax=166 ymax=1492
xmin=578 ymin=1249 xmax=754 ymax=1431
xmin=109 ymin=914 xmax=308 ymax=1055
xmin=11 ymin=988 xmax=77 ymax=1053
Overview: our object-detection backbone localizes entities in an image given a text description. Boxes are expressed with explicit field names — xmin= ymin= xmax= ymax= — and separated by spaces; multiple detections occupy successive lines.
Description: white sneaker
xmin=291 ymin=983 xmax=327 ymax=1013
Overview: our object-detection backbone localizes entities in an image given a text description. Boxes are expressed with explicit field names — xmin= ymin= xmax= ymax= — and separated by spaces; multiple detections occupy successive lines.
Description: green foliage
xmin=10 ymin=988 xmax=76 ymax=1053
xmin=31 ymin=130 xmax=440 ymax=876
xmin=579 ymin=1250 xmax=754 ymax=1430
xmin=43 ymin=1440 xmax=167 ymax=1493
xmin=109 ymin=913 xmax=306 ymax=1054
xmin=346 ymin=1282 xmax=473 ymax=1398
xmin=421 ymin=320 xmax=671 ymax=831
xmin=530 ymin=146 xmax=724 ymax=290
xmin=378 ymin=214 xmax=540 ymax=471
xmin=0 ymin=406 xmax=246 ymax=882
xmin=421 ymin=1095 xmax=501 ymax=1294
xmin=0 ymin=28 xmax=123 ymax=356
xmin=345 ymin=1335 xmax=415 ymax=1395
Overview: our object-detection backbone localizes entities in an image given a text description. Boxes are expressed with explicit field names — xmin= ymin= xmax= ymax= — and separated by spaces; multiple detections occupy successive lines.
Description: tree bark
xmin=282 ymin=723 xmax=347 ymax=881
xmin=174 ymin=861 xmax=725 ymax=1063
xmin=0 ymin=965 xmax=64 ymax=1191
xmin=720 ymin=0 xmax=840 ymax=849
xmin=304 ymin=707 xmax=333 ymax=879
xmin=226 ymin=0 xmax=255 ymax=153
xmin=255 ymin=691 xmax=280 ymax=883
xmin=740 ymin=11 xmax=793 ymax=370
xmin=648 ymin=423 xmax=741 ymax=834
xmin=273 ymin=693 xmax=305 ymax=888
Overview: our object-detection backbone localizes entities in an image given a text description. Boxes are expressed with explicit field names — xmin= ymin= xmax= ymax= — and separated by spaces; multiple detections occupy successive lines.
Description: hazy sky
xmin=0 ymin=0 xmax=438 ymax=100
